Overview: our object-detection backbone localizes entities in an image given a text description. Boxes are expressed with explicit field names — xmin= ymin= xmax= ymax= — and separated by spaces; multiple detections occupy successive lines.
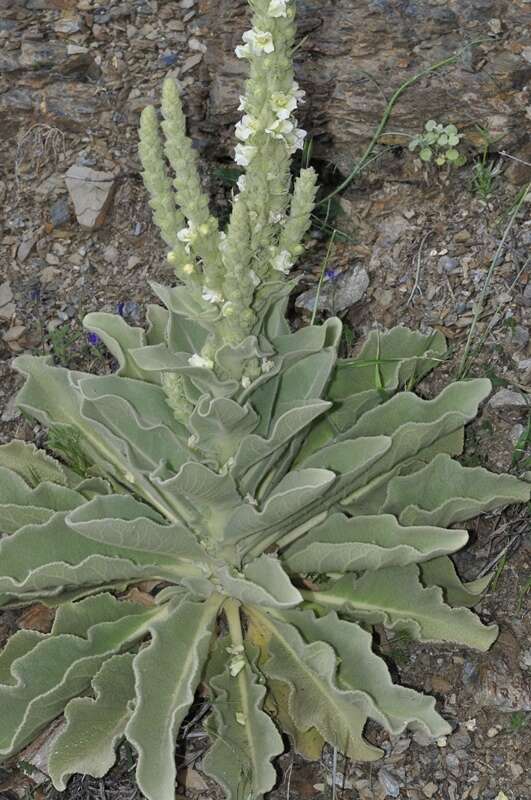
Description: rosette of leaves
xmin=0 ymin=1 xmax=529 ymax=799
xmin=409 ymin=120 xmax=466 ymax=167
xmin=0 ymin=319 xmax=528 ymax=799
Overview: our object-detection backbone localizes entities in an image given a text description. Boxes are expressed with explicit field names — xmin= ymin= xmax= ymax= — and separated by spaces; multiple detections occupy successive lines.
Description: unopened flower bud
xmin=167 ymin=251 xmax=178 ymax=264
xmin=182 ymin=263 xmax=194 ymax=275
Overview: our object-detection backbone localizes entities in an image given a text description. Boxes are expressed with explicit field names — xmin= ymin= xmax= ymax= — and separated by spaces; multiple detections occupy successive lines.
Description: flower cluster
xmin=233 ymin=77 xmax=307 ymax=166
xmin=234 ymin=4 xmax=306 ymax=169
xmin=138 ymin=0 xmax=318 ymax=379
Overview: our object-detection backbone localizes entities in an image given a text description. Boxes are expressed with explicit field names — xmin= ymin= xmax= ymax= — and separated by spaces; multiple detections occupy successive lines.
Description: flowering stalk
xmin=137 ymin=0 xmax=318 ymax=416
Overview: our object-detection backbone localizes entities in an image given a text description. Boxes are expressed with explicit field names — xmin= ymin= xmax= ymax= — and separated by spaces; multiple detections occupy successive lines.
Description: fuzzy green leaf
xmin=248 ymin=608 xmax=383 ymax=761
xmin=383 ymin=453 xmax=530 ymax=526
xmin=203 ymin=643 xmax=283 ymax=800
xmin=283 ymin=609 xmax=450 ymax=737
xmin=49 ymin=653 xmax=136 ymax=790
xmin=126 ymin=594 xmax=222 ymax=800
xmin=217 ymin=555 xmax=302 ymax=609
xmin=82 ymin=313 xmax=155 ymax=383
xmin=0 ymin=594 xmax=159 ymax=757
xmin=225 ymin=468 xmax=335 ymax=545
xmin=420 ymin=556 xmax=493 ymax=608
xmin=66 ymin=494 xmax=210 ymax=563
xmin=309 ymin=565 xmax=497 ymax=650
xmin=282 ymin=513 xmax=468 ymax=573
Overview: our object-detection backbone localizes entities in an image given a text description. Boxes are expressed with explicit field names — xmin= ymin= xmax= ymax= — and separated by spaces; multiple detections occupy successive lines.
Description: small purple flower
xmin=116 ymin=302 xmax=125 ymax=317
xmin=87 ymin=331 xmax=101 ymax=346
xmin=325 ymin=268 xmax=338 ymax=281
xmin=30 ymin=287 xmax=41 ymax=302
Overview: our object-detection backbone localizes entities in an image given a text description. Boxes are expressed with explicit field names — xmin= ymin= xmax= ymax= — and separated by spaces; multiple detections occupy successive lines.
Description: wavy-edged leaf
xmin=0 ymin=467 xmax=87 ymax=534
xmin=0 ymin=441 xmax=74 ymax=488
xmin=345 ymin=379 xmax=491 ymax=487
xmin=284 ymin=609 xmax=449 ymax=737
xmin=224 ymin=468 xmax=335 ymax=546
xmin=49 ymin=653 xmax=136 ymax=790
xmin=130 ymin=343 xmax=239 ymax=398
xmin=13 ymin=356 xmax=120 ymax=473
xmin=152 ymin=462 xmax=242 ymax=533
xmin=383 ymin=453 xmax=530 ymax=527
xmin=215 ymin=336 xmax=267 ymax=381
xmin=242 ymin=436 xmax=392 ymax=558
xmin=145 ymin=304 xmax=169 ymax=346
xmin=0 ymin=594 xmax=160 ymax=757
xmin=83 ymin=313 xmax=156 ymax=383
xmin=203 ymin=641 xmax=283 ymax=800
xmin=420 ymin=556 xmax=493 ymax=608
xmin=247 ymin=607 xmax=383 ymax=761
xmin=232 ymin=400 xmax=331 ymax=492
xmin=150 ymin=281 xmax=219 ymax=328
xmin=0 ymin=512 xmax=194 ymax=604
xmin=309 ymin=565 xmax=497 ymax=651
xmin=274 ymin=349 xmax=337 ymax=419
xmin=246 ymin=616 xmax=326 ymax=760
xmin=126 ymin=594 xmax=222 ymax=800
xmin=77 ymin=374 xmax=191 ymax=474
xmin=66 ymin=495 xmax=209 ymax=563
xmin=216 ymin=555 xmax=302 ymax=609
xmin=298 ymin=327 xmax=447 ymax=459
xmin=282 ymin=513 xmax=468 ymax=574
xmin=189 ymin=396 xmax=258 ymax=464
xmin=273 ymin=317 xmax=342 ymax=356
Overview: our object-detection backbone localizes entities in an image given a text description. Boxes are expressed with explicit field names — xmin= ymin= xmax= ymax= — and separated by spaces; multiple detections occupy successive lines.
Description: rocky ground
xmin=0 ymin=0 xmax=530 ymax=799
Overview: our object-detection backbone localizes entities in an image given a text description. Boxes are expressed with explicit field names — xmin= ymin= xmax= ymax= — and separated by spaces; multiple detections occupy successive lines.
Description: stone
xmin=489 ymin=389 xmax=528 ymax=410
xmin=377 ymin=768 xmax=401 ymax=798
xmin=511 ymin=324 xmax=529 ymax=348
xmin=438 ymin=255 xmax=460 ymax=273
xmin=523 ymin=283 xmax=531 ymax=307
xmin=19 ymin=40 xmax=90 ymax=72
xmin=2 ymin=324 xmax=26 ymax=343
xmin=0 ymin=281 xmax=15 ymax=321
xmin=422 ymin=783 xmax=439 ymax=799
xmin=17 ymin=237 xmax=36 ymax=263
xmin=1 ymin=392 xmax=21 ymax=423
xmin=50 ymin=197 xmax=71 ymax=228
xmin=54 ymin=17 xmax=84 ymax=35
xmin=295 ymin=265 xmax=369 ymax=314
xmin=65 ymin=165 xmax=116 ymax=230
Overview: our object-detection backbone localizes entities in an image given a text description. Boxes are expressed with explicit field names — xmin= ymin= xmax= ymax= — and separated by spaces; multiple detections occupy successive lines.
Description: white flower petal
xmin=268 ymin=0 xmax=288 ymax=17
xmin=202 ymin=288 xmax=223 ymax=304
xmin=235 ymin=144 xmax=257 ymax=166
xmin=272 ymin=250 xmax=294 ymax=274
xmin=188 ymin=354 xmax=214 ymax=369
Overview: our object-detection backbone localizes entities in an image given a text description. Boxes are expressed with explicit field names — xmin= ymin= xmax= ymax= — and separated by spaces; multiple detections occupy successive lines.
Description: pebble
xmin=454 ymin=229 xmax=472 ymax=242
xmin=450 ymin=730 xmax=472 ymax=749
xmin=438 ymin=255 xmax=460 ymax=273
xmin=295 ymin=265 xmax=370 ymax=314
xmin=50 ymin=197 xmax=71 ymax=228
xmin=65 ymin=165 xmax=116 ymax=229
xmin=489 ymin=389 xmax=528 ymax=410
xmin=377 ymin=768 xmax=401 ymax=798
xmin=17 ymin=236 xmax=36 ymax=263
xmin=0 ymin=281 xmax=15 ymax=321
xmin=511 ymin=324 xmax=529 ymax=348
xmin=422 ymin=782 xmax=439 ymax=798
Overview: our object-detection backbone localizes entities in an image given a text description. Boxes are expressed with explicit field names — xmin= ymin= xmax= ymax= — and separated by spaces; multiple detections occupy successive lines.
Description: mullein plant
xmin=0 ymin=1 xmax=528 ymax=798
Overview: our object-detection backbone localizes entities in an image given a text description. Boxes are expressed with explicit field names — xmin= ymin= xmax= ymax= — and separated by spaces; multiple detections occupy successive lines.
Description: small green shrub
xmin=409 ymin=119 xmax=466 ymax=167
xmin=0 ymin=3 xmax=528 ymax=799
